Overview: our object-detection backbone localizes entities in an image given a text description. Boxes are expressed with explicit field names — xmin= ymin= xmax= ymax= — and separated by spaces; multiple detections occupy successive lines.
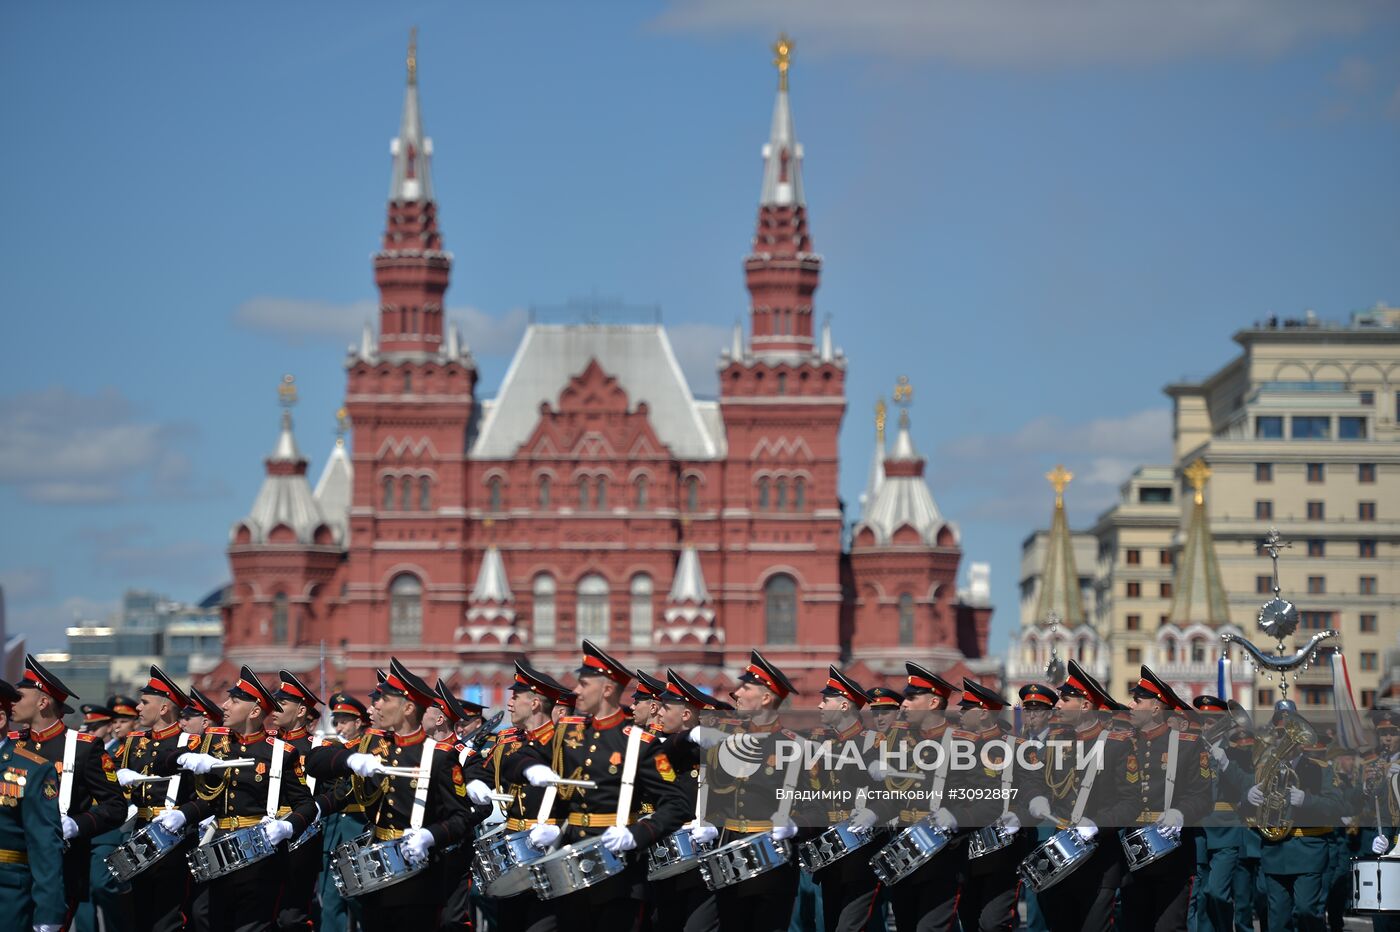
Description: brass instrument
xmin=1202 ymin=700 xmax=1253 ymax=747
xmin=1246 ymin=711 xmax=1319 ymax=842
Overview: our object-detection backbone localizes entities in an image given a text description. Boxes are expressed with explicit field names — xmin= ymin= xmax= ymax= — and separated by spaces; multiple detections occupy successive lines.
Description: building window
xmin=1257 ymin=689 xmax=1273 ymax=707
xmin=533 ymin=575 xmax=556 ymax=647
xmin=400 ymin=476 xmax=413 ymax=511
xmin=1159 ymin=549 xmax=1172 ymax=566
xmin=1307 ymin=576 xmax=1326 ymax=594
xmin=1361 ymin=613 xmax=1379 ymax=633
xmin=1291 ymin=416 xmax=1330 ymax=440
xmin=578 ymin=478 xmax=589 ymax=510
xmin=776 ymin=478 xmax=788 ymax=511
xmin=1256 ymin=500 xmax=1273 ymax=520
xmin=764 ymin=574 xmax=797 ymax=645
xmin=1362 ymin=689 xmax=1377 ymax=709
xmin=1125 ymin=581 xmax=1141 ymax=598
xmin=403 ymin=371 xmax=413 ymax=393
xmin=1306 ymin=463 xmax=1324 ymax=483
xmin=272 ymin=592 xmax=288 ymax=643
xmin=1159 ymin=614 xmax=1170 ymax=628
xmin=1256 ymin=463 xmax=1273 ymax=482
xmin=1360 ymin=390 xmax=1374 ymax=406
xmin=1306 ymin=501 xmax=1325 ymax=520
xmin=1360 ymin=576 xmax=1378 ymax=595
xmin=758 ymin=477 xmax=770 ymax=510
xmin=1126 ymin=647 xmax=1142 ymax=664
xmin=595 ymin=476 xmax=607 ymax=510
xmin=418 ymin=476 xmax=431 ymax=510
xmin=794 ymin=477 xmax=806 ymax=512
xmin=1360 ymin=539 xmax=1377 ymax=558
xmin=382 ymin=475 xmax=395 ymax=510
xmin=1125 ymin=614 xmax=1141 ymax=631
xmin=1191 ymin=639 xmax=1207 ymax=663
xmin=1159 ymin=582 xmax=1173 ymax=598
xmin=634 ymin=476 xmax=648 ymax=509
xmin=1360 ymin=501 xmax=1377 ymax=521
xmin=1139 ymin=487 xmax=1172 ymax=504
xmin=389 ymin=574 xmax=422 ymax=645
xmin=577 ymin=574 xmax=609 ymax=644
xmin=1307 ymin=539 xmax=1325 ymax=558
xmin=538 ymin=475 xmax=551 ymax=509
xmin=1126 ymin=549 xmax=1141 ymax=565
xmin=1339 ymin=417 xmax=1368 ymax=440
xmin=1300 ymin=611 xmax=1331 ymax=630
xmin=630 ymin=574 xmax=653 ymax=647
xmin=1361 ymin=651 xmax=1378 ymax=672
xmin=898 ymin=594 xmax=915 ymax=646
xmin=776 ymin=372 xmax=787 ymax=395
xmin=685 ymin=477 xmax=700 ymax=512
xmin=1256 ymin=575 xmax=1273 ymax=594
xmin=488 ymin=477 xmax=503 ymax=512
xmin=1255 ymin=416 xmax=1284 ymax=439
xmin=1359 ymin=463 xmax=1376 ymax=483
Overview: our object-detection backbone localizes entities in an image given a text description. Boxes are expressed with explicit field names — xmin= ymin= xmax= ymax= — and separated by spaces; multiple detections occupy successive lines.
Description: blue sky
xmin=2 ymin=2 xmax=1398 ymax=658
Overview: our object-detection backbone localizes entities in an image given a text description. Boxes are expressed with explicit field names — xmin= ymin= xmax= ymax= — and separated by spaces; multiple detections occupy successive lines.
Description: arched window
xmin=595 ymin=476 xmax=607 ymax=510
xmin=578 ymin=478 xmax=589 ymax=509
xmin=634 ymin=476 xmax=648 ymax=509
xmin=389 ymin=574 xmax=422 ymax=645
xmin=630 ymin=574 xmax=653 ymax=647
xmin=764 ymin=574 xmax=797 ymax=645
xmin=777 ymin=372 xmax=788 ymax=395
xmin=1191 ymin=638 xmax=1207 ymax=663
xmin=272 ymin=592 xmax=288 ymax=643
xmin=488 ymin=477 xmax=503 ymax=512
xmin=685 ymin=476 xmax=699 ymax=512
xmin=400 ymin=476 xmax=413 ymax=511
xmin=794 ymin=477 xmax=806 ymax=512
xmin=403 ymin=371 xmax=413 ymax=393
xmin=758 ymin=477 xmax=770 ymax=510
xmin=382 ymin=475 xmax=395 ymax=511
xmin=538 ymin=476 xmax=551 ymax=509
xmin=577 ymin=574 xmax=609 ymax=644
xmin=898 ymin=593 xmax=915 ymax=645
xmin=533 ymin=574 xmax=556 ymax=647
xmin=776 ymin=478 xmax=788 ymax=511
xmin=418 ymin=476 xmax=431 ymax=511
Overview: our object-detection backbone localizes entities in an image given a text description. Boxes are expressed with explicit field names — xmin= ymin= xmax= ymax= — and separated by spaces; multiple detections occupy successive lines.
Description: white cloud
xmin=0 ymin=387 xmax=208 ymax=505
xmin=652 ymin=0 xmax=1389 ymax=68
xmin=667 ymin=322 xmax=731 ymax=397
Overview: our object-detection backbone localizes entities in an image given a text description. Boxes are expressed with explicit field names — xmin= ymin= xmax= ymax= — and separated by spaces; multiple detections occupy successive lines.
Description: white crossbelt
xmin=163 ymin=774 xmax=182 ymax=811
xmin=1070 ymin=730 xmax=1109 ymax=825
xmin=695 ymin=764 xmax=709 ymax=823
xmin=410 ymin=741 xmax=436 ymax=830
xmin=267 ymin=739 xmax=286 ymax=818
xmin=1163 ymin=730 xmax=1180 ymax=811
xmin=615 ymin=725 xmax=645 ymax=824
xmin=59 ymin=728 xmax=78 ymax=817
xmin=1000 ymin=742 xmax=1016 ymax=817
xmin=930 ymin=727 xmax=955 ymax=802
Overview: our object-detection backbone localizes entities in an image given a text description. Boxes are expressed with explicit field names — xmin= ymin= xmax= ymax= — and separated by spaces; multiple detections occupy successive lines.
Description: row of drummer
xmin=1 ymin=648 xmax=1396 ymax=932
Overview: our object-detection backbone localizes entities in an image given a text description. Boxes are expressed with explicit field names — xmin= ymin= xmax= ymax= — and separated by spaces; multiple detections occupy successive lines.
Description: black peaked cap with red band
xmin=903 ymin=661 xmax=955 ymax=699
xmin=81 ymin=703 xmax=115 ymax=726
xmin=275 ymin=671 xmax=322 ymax=710
xmin=1193 ymin=695 xmax=1228 ymax=712
xmin=433 ymin=679 xmax=471 ymax=724
xmin=108 ymin=695 xmax=138 ymax=719
xmin=576 ymin=639 xmax=634 ymax=688
xmin=185 ymin=685 xmax=225 ymax=725
xmin=328 ymin=691 xmax=369 ymax=722
xmin=1132 ymin=665 xmax=1190 ymax=711
xmin=960 ymin=678 xmax=1008 ymax=711
xmin=1058 ymin=659 xmax=1114 ymax=710
xmin=866 ymin=687 xmax=902 ymax=710
xmin=228 ymin=665 xmax=280 ymax=714
xmin=379 ymin=658 xmax=437 ymax=711
xmin=0 ymin=679 xmax=23 ymax=705
xmin=368 ymin=669 xmax=388 ymax=703
xmin=663 ymin=669 xmax=732 ymax=712
xmin=142 ymin=664 xmax=191 ymax=709
xmin=738 ymin=650 xmax=798 ymax=700
xmin=631 ymin=669 xmax=667 ymax=703
xmin=20 ymin=654 xmax=77 ymax=715
xmin=821 ymin=666 xmax=868 ymax=708
xmin=511 ymin=660 xmax=571 ymax=702
xmin=1018 ymin=683 xmax=1058 ymax=708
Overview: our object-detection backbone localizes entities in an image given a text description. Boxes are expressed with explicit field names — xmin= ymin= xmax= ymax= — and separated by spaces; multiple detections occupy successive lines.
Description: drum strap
xmin=695 ymin=764 xmax=709 ymax=823
xmin=1162 ymin=730 xmax=1179 ymax=811
xmin=615 ymin=725 xmax=645 ymax=824
xmin=999 ymin=743 xmax=1015 ymax=817
xmin=1070 ymin=731 xmax=1109 ymax=825
xmin=930 ymin=728 xmax=955 ymax=802
xmin=410 ymin=741 xmax=436 ymax=830
xmin=534 ymin=785 xmax=558 ymax=826
xmin=774 ymin=739 xmax=805 ymax=825
xmin=164 ymin=774 xmax=182 ymax=811
xmin=58 ymin=728 xmax=78 ymax=817
xmin=266 ymin=739 xmax=286 ymax=819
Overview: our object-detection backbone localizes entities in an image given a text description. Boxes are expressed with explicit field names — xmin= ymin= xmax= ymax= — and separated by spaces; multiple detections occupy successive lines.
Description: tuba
xmin=1246 ymin=711 xmax=1319 ymax=842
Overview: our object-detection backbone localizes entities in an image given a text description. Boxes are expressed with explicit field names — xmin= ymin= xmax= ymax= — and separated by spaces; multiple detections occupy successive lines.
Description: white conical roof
xmin=234 ymin=411 xmax=329 ymax=546
xmin=468 ymin=546 xmax=514 ymax=616
xmin=665 ymin=546 xmax=715 ymax=624
xmin=855 ymin=411 xmax=954 ymax=547
xmin=759 ymin=82 xmax=804 ymax=207
xmin=313 ymin=438 xmax=353 ymax=546
xmin=389 ymin=33 xmax=433 ymax=203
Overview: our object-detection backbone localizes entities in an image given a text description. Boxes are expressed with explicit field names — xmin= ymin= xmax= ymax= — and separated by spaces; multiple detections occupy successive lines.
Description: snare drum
xmin=967 ymin=822 xmax=1015 ymax=860
xmin=697 ymin=833 xmax=791 ymax=892
xmin=187 ymin=825 xmax=278 ymax=882
xmin=330 ymin=831 xmax=427 ymax=898
xmin=1351 ymin=857 xmax=1400 ymax=913
xmin=868 ymin=818 xmax=952 ymax=886
xmin=528 ymin=836 xmax=627 ymax=900
xmin=106 ymin=821 xmax=188 ymax=882
xmin=648 ymin=828 xmax=717 ymax=881
xmin=1018 ymin=828 xmax=1096 ymax=893
xmin=1119 ymin=825 xmax=1180 ymax=872
xmin=797 ymin=818 xmax=878 ymax=875
xmin=288 ymin=819 xmax=322 ymax=853
xmin=473 ymin=825 xmax=551 ymax=896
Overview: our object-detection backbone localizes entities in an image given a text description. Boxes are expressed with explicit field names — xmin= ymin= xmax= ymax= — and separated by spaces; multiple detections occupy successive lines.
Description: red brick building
xmin=208 ymin=42 xmax=996 ymax=702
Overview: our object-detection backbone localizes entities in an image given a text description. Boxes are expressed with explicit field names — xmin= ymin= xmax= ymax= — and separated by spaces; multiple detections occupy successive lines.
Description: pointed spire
xmin=859 ymin=397 xmax=887 ymax=512
xmin=855 ymin=381 xmax=951 ymax=545
xmin=443 ymin=321 xmax=460 ymax=360
xmin=358 ymin=320 xmax=378 ymax=362
xmin=665 ymin=546 xmax=715 ymax=624
xmin=819 ymin=316 xmax=834 ymax=362
xmin=731 ymin=320 xmax=745 ymax=360
xmin=313 ymin=408 xmax=353 ymax=546
xmin=1167 ymin=460 xmax=1230 ymax=626
xmin=389 ymin=27 xmax=433 ymax=203
xmin=270 ymin=375 xmax=304 ymax=464
xmin=236 ymin=375 xmax=328 ymax=545
xmin=760 ymin=34 xmax=804 ymax=208
xmin=1034 ymin=465 xmax=1085 ymax=627
xmin=469 ymin=546 xmax=514 ymax=606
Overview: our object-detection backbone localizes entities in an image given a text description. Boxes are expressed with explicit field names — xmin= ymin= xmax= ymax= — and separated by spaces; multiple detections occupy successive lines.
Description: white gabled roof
xmin=470 ymin=324 xmax=722 ymax=460
xmin=313 ymin=438 xmax=353 ymax=546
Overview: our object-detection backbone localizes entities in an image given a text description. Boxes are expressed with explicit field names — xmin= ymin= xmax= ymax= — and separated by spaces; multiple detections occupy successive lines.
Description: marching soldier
xmin=269 ymin=671 xmax=323 ymax=931
xmin=864 ymin=687 xmax=901 ymax=739
xmin=432 ymin=680 xmax=483 ymax=932
xmin=1 ymin=677 xmax=66 ymax=932
xmin=305 ymin=658 xmax=486 ymax=929
xmin=75 ymin=701 xmax=129 ymax=932
xmin=630 ymin=670 xmax=666 ymax=733
xmin=316 ymin=690 xmax=370 ymax=932
xmin=107 ymin=696 xmax=139 ymax=751
xmin=453 ymin=695 xmax=487 ymax=746
xmin=1361 ymin=712 xmax=1400 ymax=932
xmin=163 ymin=665 xmax=319 ymax=932
xmin=1017 ymin=683 xmax=1058 ymax=932
xmin=1190 ymin=695 xmax=1254 ymax=932
xmin=11 ymin=655 xmax=127 ymax=925
xmin=183 ymin=684 xmax=224 ymax=932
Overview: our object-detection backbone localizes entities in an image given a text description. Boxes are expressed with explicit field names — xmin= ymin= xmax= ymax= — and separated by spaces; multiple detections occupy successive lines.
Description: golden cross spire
xmin=1046 ymin=464 xmax=1073 ymax=508
xmin=1184 ymin=459 xmax=1211 ymax=506
xmin=772 ymin=33 xmax=793 ymax=91
xmin=874 ymin=398 xmax=887 ymax=443
xmin=892 ymin=375 xmax=912 ymax=406
xmin=407 ymin=27 xmax=418 ymax=84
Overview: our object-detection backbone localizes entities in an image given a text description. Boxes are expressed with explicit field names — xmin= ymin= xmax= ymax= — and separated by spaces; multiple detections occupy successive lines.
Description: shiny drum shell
xmin=1352 ymin=858 xmax=1400 ymax=913
xmin=697 ymin=833 xmax=792 ymax=892
xmin=797 ymin=819 xmax=878 ymax=875
xmin=1018 ymin=828 xmax=1096 ymax=892
xmin=329 ymin=831 xmax=427 ymax=898
xmin=288 ymin=819 xmax=322 ymax=853
xmin=472 ymin=825 xmax=551 ymax=896
xmin=528 ymin=836 xmax=627 ymax=900
xmin=187 ymin=825 xmax=277 ymax=882
xmin=648 ymin=828 xmax=717 ymax=881
xmin=1119 ymin=825 xmax=1180 ymax=872
xmin=967 ymin=822 xmax=1015 ymax=860
xmin=868 ymin=818 xmax=952 ymax=886
xmin=106 ymin=821 xmax=188 ymax=882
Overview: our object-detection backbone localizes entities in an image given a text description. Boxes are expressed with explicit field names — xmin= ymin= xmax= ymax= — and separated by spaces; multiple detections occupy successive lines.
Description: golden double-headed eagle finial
xmin=407 ymin=27 xmax=418 ymax=84
xmin=1046 ymin=465 xmax=1073 ymax=508
xmin=874 ymin=398 xmax=887 ymax=442
xmin=772 ymin=34 xmax=793 ymax=91
xmin=278 ymin=374 xmax=298 ymax=409
xmin=1184 ymin=459 xmax=1211 ymax=505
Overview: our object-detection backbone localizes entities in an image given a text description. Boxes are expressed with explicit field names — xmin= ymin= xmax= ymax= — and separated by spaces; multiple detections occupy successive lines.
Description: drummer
xmin=0 ymin=677 xmax=66 ymax=932
xmin=112 ymin=665 xmax=199 ymax=931
xmin=1018 ymin=682 xmax=1059 ymax=932
xmin=267 ymin=671 xmax=324 ymax=931
xmin=431 ymin=680 xmax=487 ymax=932
xmin=864 ymin=687 xmax=901 ymax=740
xmin=181 ymin=683 xmax=224 ymax=932
xmin=630 ymin=669 xmax=667 ymax=734
xmin=316 ymin=690 xmax=370 ymax=932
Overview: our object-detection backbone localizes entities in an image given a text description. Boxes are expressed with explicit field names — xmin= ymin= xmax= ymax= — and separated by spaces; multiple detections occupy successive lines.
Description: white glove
xmin=154 ymin=809 xmax=187 ymax=833
xmin=116 ymin=768 xmax=143 ymax=787
xmin=688 ymin=726 xmax=726 ymax=749
xmin=61 ymin=815 xmax=79 ymax=840
xmin=1028 ymin=796 xmax=1051 ymax=821
xmin=1288 ymin=787 xmax=1305 ymax=807
xmin=997 ymin=811 xmax=1021 ymax=833
xmin=688 ymin=820 xmax=719 ymax=845
xmin=867 ymin=761 xmax=889 ymax=781
xmin=347 ymin=753 xmax=385 ymax=778
xmin=933 ymin=808 xmax=958 ymax=832
xmin=528 ymin=823 xmax=561 ymax=849
xmin=1157 ymin=808 xmax=1183 ymax=839
xmin=1247 ymin=784 xmax=1266 ymax=807
xmin=1389 ymin=761 xmax=1400 ymax=776
xmin=849 ymin=808 xmax=879 ymax=830
xmin=465 ymin=779 xmax=494 ymax=805
xmin=601 ymin=825 xmax=637 ymax=853
xmin=1075 ymin=817 xmax=1098 ymax=841
xmin=176 ymin=753 xmax=216 ymax=775
xmin=401 ymin=827 xmax=435 ymax=865
xmin=1375 ymin=835 xmax=1391 ymax=855
xmin=770 ymin=813 xmax=798 ymax=842
xmin=261 ymin=818 xmax=294 ymax=846
xmin=524 ymin=765 xmax=560 ymax=787
xmin=1209 ymin=745 xmax=1229 ymax=769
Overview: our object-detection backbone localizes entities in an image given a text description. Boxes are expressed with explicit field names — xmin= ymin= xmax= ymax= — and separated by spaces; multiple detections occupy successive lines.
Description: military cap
xmin=19 ymin=654 xmax=77 ymax=714
xmin=866 ymin=686 xmax=902 ymax=710
xmin=141 ymin=664 xmax=191 ymax=709
xmin=1018 ymin=683 xmax=1058 ymax=709
xmin=228 ymin=665 xmax=280 ymax=714
xmin=1375 ymin=711 xmax=1400 ymax=734
xmin=1058 ymin=660 xmax=1112 ymax=710
xmin=108 ymin=695 xmax=139 ymax=719
xmin=960 ymin=678 xmax=1008 ymax=711
xmin=368 ymin=668 xmax=388 ymax=703
xmin=662 ymin=669 xmax=726 ymax=712
xmin=903 ymin=661 xmax=955 ymax=699
xmin=631 ymin=669 xmax=667 ymax=703
xmin=1193 ymin=695 xmax=1229 ymax=713
xmin=82 ymin=703 xmax=116 ymax=727
xmin=556 ymin=691 xmax=578 ymax=711
xmin=511 ymin=660 xmax=571 ymax=702
xmin=184 ymin=685 xmax=225 ymax=725
xmin=275 ymin=671 xmax=322 ymax=710
xmin=576 ymin=640 xmax=634 ymax=687
xmin=380 ymin=658 xmax=437 ymax=710
xmin=328 ymin=691 xmax=369 ymax=722
xmin=1131 ymin=665 xmax=1189 ymax=711
xmin=0 ymin=679 xmax=22 ymax=704
xmin=821 ymin=666 xmax=868 ymax=707
xmin=737 ymin=650 xmax=798 ymax=700
xmin=433 ymin=679 xmax=470 ymax=724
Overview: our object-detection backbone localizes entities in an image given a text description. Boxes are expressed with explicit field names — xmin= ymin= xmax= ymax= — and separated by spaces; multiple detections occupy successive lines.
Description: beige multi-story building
xmin=1011 ymin=306 xmax=1400 ymax=712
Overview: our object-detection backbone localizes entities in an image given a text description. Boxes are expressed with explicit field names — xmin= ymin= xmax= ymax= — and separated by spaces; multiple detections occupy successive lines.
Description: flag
xmin=1331 ymin=651 xmax=1365 ymax=750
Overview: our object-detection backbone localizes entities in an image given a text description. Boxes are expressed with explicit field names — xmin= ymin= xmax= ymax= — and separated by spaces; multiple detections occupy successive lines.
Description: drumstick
xmin=540 ymin=777 xmax=598 ymax=789
xmin=208 ymin=758 xmax=257 ymax=770
xmin=378 ymin=766 xmax=430 ymax=777
xmin=125 ymin=774 xmax=176 ymax=785
xmin=488 ymin=793 xmax=515 ymax=804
